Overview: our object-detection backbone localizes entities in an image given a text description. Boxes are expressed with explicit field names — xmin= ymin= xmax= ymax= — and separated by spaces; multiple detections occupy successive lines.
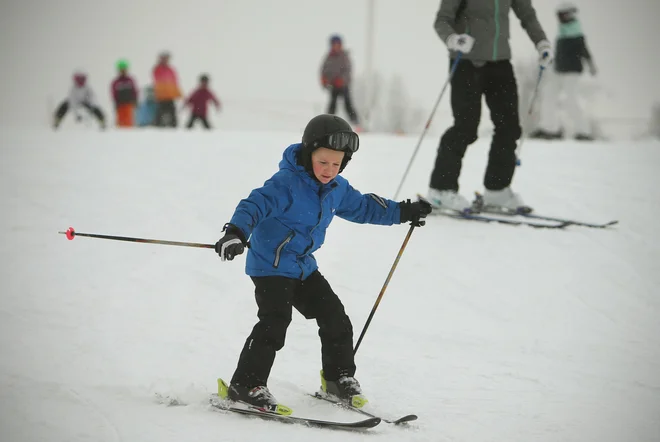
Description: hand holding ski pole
xmin=215 ymin=224 xmax=247 ymax=261
xmin=399 ymin=199 xmax=432 ymax=227
xmin=536 ymin=40 xmax=553 ymax=69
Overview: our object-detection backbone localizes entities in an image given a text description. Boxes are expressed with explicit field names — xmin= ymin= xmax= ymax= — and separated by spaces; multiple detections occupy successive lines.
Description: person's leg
xmin=342 ymin=88 xmax=359 ymax=125
xmin=294 ymin=271 xmax=355 ymax=381
xmin=327 ymin=88 xmax=340 ymax=115
xmin=53 ymin=101 xmax=69 ymax=128
xmin=293 ymin=271 xmax=365 ymax=404
xmin=429 ymin=59 xmax=484 ymax=192
xmin=230 ymin=276 xmax=297 ymax=390
xmin=563 ymin=73 xmax=591 ymax=139
xmin=482 ymin=61 xmax=522 ymax=191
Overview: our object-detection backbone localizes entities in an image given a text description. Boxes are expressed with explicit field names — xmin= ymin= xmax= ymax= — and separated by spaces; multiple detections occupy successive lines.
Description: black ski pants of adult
xmin=155 ymin=100 xmax=177 ymax=127
xmin=327 ymin=86 xmax=359 ymax=125
xmin=231 ymin=271 xmax=356 ymax=389
xmin=429 ymin=59 xmax=522 ymax=192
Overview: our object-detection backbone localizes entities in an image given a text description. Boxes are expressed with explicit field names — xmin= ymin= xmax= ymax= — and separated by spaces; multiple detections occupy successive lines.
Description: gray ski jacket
xmin=434 ymin=0 xmax=547 ymax=63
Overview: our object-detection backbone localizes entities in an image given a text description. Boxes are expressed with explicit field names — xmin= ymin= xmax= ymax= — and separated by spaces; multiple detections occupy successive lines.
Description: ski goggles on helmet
xmin=317 ymin=131 xmax=360 ymax=153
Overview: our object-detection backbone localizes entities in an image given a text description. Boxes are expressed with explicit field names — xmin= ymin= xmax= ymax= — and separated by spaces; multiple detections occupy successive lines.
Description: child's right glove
xmin=215 ymin=224 xmax=247 ymax=261
xmin=399 ymin=199 xmax=432 ymax=227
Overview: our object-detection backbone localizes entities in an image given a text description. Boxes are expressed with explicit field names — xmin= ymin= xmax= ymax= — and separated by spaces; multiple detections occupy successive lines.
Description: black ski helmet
xmin=300 ymin=114 xmax=359 ymax=173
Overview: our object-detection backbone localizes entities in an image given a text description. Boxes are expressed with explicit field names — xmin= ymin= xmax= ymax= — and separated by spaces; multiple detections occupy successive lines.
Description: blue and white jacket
xmin=229 ymin=143 xmax=402 ymax=280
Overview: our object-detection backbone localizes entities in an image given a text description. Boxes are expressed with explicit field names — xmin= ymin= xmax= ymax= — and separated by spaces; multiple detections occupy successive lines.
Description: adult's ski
xmin=438 ymin=209 xmax=570 ymax=228
xmin=471 ymin=192 xmax=618 ymax=228
xmin=517 ymin=212 xmax=617 ymax=228
xmin=311 ymin=392 xmax=418 ymax=425
xmin=417 ymin=194 xmax=569 ymax=229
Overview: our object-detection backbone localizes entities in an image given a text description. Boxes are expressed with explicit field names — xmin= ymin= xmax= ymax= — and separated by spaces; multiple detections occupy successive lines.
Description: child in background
xmin=136 ymin=86 xmax=157 ymax=127
xmin=110 ymin=59 xmax=138 ymax=127
xmin=183 ymin=74 xmax=221 ymax=129
xmin=53 ymin=71 xmax=106 ymax=130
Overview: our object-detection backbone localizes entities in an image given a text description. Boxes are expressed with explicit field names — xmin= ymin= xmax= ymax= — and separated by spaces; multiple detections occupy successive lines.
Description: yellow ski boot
xmin=217 ymin=378 xmax=292 ymax=416
xmin=320 ymin=370 xmax=368 ymax=408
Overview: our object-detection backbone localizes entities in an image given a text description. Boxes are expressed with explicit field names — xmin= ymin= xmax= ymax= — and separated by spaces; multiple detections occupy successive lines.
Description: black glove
xmin=399 ymin=199 xmax=432 ymax=227
xmin=215 ymin=224 xmax=247 ymax=261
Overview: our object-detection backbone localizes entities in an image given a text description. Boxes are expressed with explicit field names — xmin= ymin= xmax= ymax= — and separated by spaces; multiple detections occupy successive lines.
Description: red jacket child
xmin=184 ymin=75 xmax=220 ymax=118
xmin=183 ymin=74 xmax=220 ymax=129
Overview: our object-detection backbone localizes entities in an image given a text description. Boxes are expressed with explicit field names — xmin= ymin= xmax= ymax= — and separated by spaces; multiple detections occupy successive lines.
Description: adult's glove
xmin=215 ymin=224 xmax=247 ymax=261
xmin=399 ymin=199 xmax=432 ymax=227
xmin=536 ymin=40 xmax=553 ymax=69
xmin=446 ymin=34 xmax=475 ymax=54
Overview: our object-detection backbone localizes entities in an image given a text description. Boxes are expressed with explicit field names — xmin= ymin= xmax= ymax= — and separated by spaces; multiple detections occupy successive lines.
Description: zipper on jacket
xmin=306 ymin=188 xmax=336 ymax=255
xmin=273 ymin=232 xmax=294 ymax=268
xmin=493 ymin=0 xmax=500 ymax=60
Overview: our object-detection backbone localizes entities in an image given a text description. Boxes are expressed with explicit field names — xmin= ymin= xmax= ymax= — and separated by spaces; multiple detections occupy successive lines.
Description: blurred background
xmin=1 ymin=0 xmax=659 ymax=138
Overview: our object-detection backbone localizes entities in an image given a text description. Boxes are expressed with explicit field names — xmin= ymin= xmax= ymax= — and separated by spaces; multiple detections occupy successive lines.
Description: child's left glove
xmin=215 ymin=223 xmax=247 ymax=261
xmin=399 ymin=199 xmax=432 ymax=227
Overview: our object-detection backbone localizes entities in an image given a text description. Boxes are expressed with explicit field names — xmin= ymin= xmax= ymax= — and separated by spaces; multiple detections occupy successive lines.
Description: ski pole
xmin=393 ymin=53 xmax=462 ymax=200
xmin=515 ymin=66 xmax=545 ymax=166
xmin=353 ymin=223 xmax=416 ymax=356
xmin=58 ymin=226 xmax=217 ymax=250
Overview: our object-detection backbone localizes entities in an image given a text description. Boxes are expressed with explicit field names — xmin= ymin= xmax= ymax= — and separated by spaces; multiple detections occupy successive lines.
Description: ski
xmin=209 ymin=395 xmax=381 ymax=431
xmin=311 ymin=392 xmax=417 ymax=425
xmin=439 ymin=210 xmax=570 ymax=228
xmin=471 ymin=192 xmax=618 ymax=229
xmin=417 ymin=194 xmax=569 ymax=229
xmin=518 ymin=212 xmax=617 ymax=228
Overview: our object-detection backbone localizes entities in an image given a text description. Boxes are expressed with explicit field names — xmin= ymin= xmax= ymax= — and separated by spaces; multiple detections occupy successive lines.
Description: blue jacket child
xmin=213 ymin=114 xmax=431 ymax=412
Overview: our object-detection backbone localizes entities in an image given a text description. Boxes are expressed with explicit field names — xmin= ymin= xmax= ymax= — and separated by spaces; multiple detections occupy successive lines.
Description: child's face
xmin=311 ymin=148 xmax=345 ymax=184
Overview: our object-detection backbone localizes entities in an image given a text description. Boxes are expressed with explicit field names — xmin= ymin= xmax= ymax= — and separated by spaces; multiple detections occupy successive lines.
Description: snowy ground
xmin=1 ymin=127 xmax=659 ymax=442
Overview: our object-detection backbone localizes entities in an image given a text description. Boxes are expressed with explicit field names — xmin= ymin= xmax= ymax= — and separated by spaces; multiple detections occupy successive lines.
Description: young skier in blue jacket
xmin=214 ymin=114 xmax=431 ymax=412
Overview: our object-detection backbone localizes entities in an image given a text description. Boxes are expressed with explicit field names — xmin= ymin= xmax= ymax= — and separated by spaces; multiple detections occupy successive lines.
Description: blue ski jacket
xmin=229 ymin=143 xmax=402 ymax=280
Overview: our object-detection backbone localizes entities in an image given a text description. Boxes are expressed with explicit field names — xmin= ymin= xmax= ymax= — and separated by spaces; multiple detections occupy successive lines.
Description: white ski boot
xmin=479 ymin=188 xmax=531 ymax=213
xmin=426 ymin=188 xmax=471 ymax=213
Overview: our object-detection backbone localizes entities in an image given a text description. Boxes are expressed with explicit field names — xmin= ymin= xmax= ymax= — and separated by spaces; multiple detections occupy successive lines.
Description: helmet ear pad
xmin=339 ymin=153 xmax=352 ymax=173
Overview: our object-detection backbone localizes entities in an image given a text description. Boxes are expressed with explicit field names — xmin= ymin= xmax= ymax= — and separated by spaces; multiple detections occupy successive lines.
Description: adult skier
xmin=531 ymin=2 xmax=597 ymax=141
xmin=426 ymin=0 xmax=553 ymax=213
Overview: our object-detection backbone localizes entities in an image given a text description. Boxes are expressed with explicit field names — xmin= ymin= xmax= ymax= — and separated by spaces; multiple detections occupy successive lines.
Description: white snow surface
xmin=1 ymin=128 xmax=659 ymax=441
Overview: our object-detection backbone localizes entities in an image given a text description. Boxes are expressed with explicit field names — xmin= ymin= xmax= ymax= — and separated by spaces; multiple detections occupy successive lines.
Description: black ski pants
xmin=231 ymin=271 xmax=355 ymax=389
xmin=186 ymin=114 xmax=211 ymax=129
xmin=55 ymin=101 xmax=105 ymax=124
xmin=327 ymin=86 xmax=359 ymax=125
xmin=155 ymin=100 xmax=177 ymax=127
xmin=429 ymin=59 xmax=522 ymax=192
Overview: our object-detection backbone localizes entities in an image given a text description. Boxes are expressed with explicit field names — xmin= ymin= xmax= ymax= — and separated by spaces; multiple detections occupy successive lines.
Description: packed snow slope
xmin=1 ymin=128 xmax=659 ymax=442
